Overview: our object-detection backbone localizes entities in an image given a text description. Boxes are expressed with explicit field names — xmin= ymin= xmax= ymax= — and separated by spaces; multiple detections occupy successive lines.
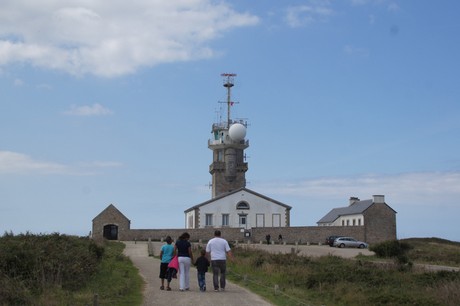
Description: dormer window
xmin=236 ymin=201 xmax=250 ymax=210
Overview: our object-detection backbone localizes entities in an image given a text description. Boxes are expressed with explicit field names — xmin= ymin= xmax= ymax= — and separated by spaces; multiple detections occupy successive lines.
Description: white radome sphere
xmin=229 ymin=123 xmax=246 ymax=141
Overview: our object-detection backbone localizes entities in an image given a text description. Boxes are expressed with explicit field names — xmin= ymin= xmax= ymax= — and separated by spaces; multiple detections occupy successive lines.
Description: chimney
xmin=373 ymin=195 xmax=385 ymax=204
xmin=349 ymin=197 xmax=360 ymax=206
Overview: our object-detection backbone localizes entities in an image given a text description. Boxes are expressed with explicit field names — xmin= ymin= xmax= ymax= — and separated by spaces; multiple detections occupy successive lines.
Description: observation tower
xmin=208 ymin=73 xmax=249 ymax=198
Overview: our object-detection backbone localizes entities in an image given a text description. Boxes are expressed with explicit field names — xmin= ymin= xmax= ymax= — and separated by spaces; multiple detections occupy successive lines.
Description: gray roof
xmin=317 ymin=199 xmax=373 ymax=224
xmin=184 ymin=187 xmax=292 ymax=213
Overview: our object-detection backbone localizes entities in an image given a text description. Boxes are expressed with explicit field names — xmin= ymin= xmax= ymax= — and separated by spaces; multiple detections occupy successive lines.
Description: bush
xmin=370 ymin=240 xmax=412 ymax=258
xmin=0 ymin=233 xmax=104 ymax=304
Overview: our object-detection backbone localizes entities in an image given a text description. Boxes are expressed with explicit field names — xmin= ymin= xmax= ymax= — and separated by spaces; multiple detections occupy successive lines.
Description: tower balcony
xmin=209 ymin=162 xmax=248 ymax=173
xmin=208 ymin=139 xmax=249 ymax=149
xmin=209 ymin=161 xmax=225 ymax=173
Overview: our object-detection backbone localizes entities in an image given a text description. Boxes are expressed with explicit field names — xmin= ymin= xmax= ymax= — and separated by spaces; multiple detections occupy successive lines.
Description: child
xmin=159 ymin=236 xmax=174 ymax=291
xmin=194 ymin=249 xmax=210 ymax=292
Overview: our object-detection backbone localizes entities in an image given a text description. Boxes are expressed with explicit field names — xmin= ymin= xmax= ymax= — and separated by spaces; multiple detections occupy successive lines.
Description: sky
xmin=1 ymin=0 xmax=459 ymax=242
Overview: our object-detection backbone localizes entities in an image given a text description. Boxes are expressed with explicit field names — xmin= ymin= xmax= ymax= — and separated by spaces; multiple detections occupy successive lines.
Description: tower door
xmin=103 ymin=224 xmax=118 ymax=240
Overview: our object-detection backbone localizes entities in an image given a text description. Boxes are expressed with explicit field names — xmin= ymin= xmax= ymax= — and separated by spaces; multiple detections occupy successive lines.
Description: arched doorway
xmin=103 ymin=224 xmax=118 ymax=240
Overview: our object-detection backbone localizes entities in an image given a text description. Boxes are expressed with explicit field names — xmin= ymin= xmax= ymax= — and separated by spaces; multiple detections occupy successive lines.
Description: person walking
xmin=206 ymin=230 xmax=233 ymax=292
xmin=159 ymin=236 xmax=174 ymax=291
xmin=194 ymin=249 xmax=210 ymax=292
xmin=174 ymin=232 xmax=194 ymax=291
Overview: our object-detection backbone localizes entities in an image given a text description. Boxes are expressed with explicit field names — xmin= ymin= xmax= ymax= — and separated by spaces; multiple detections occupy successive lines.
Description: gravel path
xmin=123 ymin=241 xmax=274 ymax=306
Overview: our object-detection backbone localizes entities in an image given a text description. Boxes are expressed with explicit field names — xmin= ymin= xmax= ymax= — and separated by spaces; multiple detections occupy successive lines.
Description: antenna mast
xmin=221 ymin=73 xmax=236 ymax=127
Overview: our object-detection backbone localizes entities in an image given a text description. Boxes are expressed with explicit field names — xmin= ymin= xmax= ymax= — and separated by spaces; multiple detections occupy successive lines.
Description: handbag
xmin=168 ymin=255 xmax=179 ymax=270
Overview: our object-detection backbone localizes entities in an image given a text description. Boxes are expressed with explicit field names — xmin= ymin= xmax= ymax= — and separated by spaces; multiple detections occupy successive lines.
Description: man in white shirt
xmin=206 ymin=230 xmax=233 ymax=291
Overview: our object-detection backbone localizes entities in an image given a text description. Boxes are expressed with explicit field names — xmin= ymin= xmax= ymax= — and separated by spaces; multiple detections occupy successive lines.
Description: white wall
xmin=196 ymin=190 xmax=288 ymax=229
xmin=336 ymin=214 xmax=364 ymax=226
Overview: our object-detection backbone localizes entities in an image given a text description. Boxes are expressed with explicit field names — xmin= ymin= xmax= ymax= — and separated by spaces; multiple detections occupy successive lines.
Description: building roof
xmin=316 ymin=199 xmax=373 ymax=224
xmin=184 ymin=187 xmax=292 ymax=213
xmin=92 ymin=203 xmax=130 ymax=222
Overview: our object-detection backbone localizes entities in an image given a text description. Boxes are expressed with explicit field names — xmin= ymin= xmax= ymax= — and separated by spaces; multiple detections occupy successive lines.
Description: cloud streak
xmin=0 ymin=151 xmax=122 ymax=175
xmin=0 ymin=1 xmax=259 ymax=77
xmin=254 ymin=172 xmax=460 ymax=207
xmin=64 ymin=103 xmax=113 ymax=116
xmin=285 ymin=2 xmax=334 ymax=28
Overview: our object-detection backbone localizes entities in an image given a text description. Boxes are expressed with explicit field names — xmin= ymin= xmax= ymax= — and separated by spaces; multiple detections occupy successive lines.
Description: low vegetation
xmin=227 ymin=238 xmax=460 ymax=306
xmin=1 ymin=234 xmax=459 ymax=306
xmin=0 ymin=232 xmax=143 ymax=306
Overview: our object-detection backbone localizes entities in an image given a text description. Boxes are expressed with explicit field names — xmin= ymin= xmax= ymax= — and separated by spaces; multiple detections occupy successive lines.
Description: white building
xmin=185 ymin=187 xmax=291 ymax=229
xmin=317 ymin=195 xmax=391 ymax=227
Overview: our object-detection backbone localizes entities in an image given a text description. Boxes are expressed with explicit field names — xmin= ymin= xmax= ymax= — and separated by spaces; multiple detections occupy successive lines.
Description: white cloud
xmin=285 ymin=2 xmax=334 ymax=28
xmin=64 ymin=103 xmax=113 ymax=116
xmin=0 ymin=1 xmax=259 ymax=77
xmin=254 ymin=172 xmax=460 ymax=207
xmin=13 ymin=78 xmax=24 ymax=86
xmin=0 ymin=151 xmax=122 ymax=175
xmin=0 ymin=151 xmax=68 ymax=174
xmin=388 ymin=3 xmax=400 ymax=12
xmin=343 ymin=44 xmax=370 ymax=57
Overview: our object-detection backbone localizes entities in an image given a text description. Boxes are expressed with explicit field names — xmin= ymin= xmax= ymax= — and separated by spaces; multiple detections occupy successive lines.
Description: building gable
xmin=93 ymin=203 xmax=130 ymax=223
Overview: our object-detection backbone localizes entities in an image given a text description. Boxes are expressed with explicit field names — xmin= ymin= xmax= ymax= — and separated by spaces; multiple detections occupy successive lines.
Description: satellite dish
xmin=229 ymin=123 xmax=246 ymax=141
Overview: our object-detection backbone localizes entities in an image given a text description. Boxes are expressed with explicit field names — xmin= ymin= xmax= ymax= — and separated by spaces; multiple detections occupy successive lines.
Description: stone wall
xmin=363 ymin=203 xmax=397 ymax=244
xmin=119 ymin=226 xmax=377 ymax=244
xmin=92 ymin=203 xmax=397 ymax=245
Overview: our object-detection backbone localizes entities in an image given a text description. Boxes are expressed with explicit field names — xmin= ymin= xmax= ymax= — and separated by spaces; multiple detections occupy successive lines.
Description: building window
xmin=358 ymin=219 xmax=362 ymax=226
xmin=236 ymin=201 xmax=250 ymax=210
xmin=342 ymin=220 xmax=345 ymax=226
xmin=346 ymin=220 xmax=350 ymax=226
xmin=222 ymin=214 xmax=229 ymax=226
xmin=353 ymin=219 xmax=356 ymax=226
xmin=272 ymin=214 xmax=281 ymax=227
xmin=205 ymin=214 xmax=213 ymax=226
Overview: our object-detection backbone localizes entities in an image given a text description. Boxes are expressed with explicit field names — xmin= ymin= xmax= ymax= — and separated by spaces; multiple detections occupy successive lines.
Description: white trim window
xmin=205 ymin=214 xmax=213 ymax=227
xmin=222 ymin=214 xmax=229 ymax=226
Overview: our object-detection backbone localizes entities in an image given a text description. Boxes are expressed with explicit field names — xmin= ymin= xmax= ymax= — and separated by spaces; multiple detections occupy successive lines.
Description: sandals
xmin=167 ymin=287 xmax=171 ymax=291
xmin=160 ymin=286 xmax=164 ymax=290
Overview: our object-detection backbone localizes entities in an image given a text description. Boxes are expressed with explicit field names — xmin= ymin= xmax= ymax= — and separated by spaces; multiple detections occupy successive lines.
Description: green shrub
xmin=0 ymin=233 xmax=104 ymax=304
xmin=370 ymin=240 xmax=412 ymax=258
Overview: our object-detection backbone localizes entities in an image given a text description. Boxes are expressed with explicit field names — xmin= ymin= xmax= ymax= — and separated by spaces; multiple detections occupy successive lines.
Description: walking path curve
xmin=123 ymin=241 xmax=273 ymax=306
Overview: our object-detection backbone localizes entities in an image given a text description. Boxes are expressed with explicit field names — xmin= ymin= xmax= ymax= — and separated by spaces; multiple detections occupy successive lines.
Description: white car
xmin=333 ymin=237 xmax=368 ymax=249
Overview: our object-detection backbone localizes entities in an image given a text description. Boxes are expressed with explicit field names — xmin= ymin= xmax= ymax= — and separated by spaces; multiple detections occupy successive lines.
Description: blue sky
xmin=1 ymin=0 xmax=459 ymax=241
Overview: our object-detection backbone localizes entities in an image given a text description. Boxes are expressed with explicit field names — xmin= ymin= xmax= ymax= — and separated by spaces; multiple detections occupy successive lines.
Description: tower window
xmin=236 ymin=201 xmax=250 ymax=210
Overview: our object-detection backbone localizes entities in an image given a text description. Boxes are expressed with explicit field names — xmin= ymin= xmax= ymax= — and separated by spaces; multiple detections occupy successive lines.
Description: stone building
xmin=92 ymin=204 xmax=130 ymax=241
xmin=317 ymin=195 xmax=397 ymax=243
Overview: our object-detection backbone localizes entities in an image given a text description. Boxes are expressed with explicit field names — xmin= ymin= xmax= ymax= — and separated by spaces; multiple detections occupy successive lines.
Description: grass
xmin=226 ymin=239 xmax=460 ymax=306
